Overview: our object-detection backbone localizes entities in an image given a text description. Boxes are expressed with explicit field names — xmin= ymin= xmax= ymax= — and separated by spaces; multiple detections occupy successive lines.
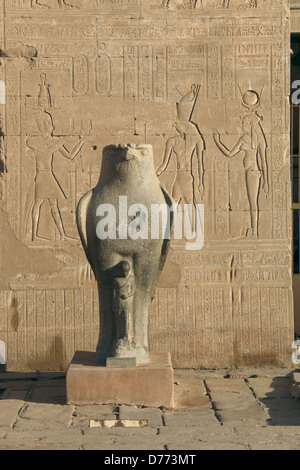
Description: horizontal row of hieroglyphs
xmin=180 ymin=267 xmax=291 ymax=284
xmin=4 ymin=41 xmax=269 ymax=59
xmin=3 ymin=0 xmax=284 ymax=11
xmin=30 ymin=42 xmax=271 ymax=61
xmin=6 ymin=266 xmax=291 ymax=290
xmin=170 ymin=250 xmax=291 ymax=266
xmin=5 ymin=24 xmax=282 ymax=40
xmin=29 ymin=46 xmax=269 ymax=99
xmin=1 ymin=43 xmax=274 ymax=104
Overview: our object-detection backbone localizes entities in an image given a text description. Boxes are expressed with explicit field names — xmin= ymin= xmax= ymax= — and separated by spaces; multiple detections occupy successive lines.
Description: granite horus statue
xmin=76 ymin=143 xmax=174 ymax=365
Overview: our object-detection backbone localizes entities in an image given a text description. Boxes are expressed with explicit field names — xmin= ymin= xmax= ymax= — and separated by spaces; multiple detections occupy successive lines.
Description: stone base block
xmin=66 ymin=351 xmax=174 ymax=408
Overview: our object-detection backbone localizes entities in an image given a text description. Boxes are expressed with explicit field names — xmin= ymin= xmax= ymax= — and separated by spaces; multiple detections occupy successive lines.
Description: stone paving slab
xmin=205 ymin=378 xmax=268 ymax=425
xmin=5 ymin=391 xmax=28 ymax=401
xmin=158 ymin=425 xmax=245 ymax=451
xmin=0 ymin=428 xmax=84 ymax=450
xmin=27 ymin=385 xmax=67 ymax=405
xmin=163 ymin=408 xmax=218 ymax=427
xmin=72 ymin=404 xmax=118 ymax=429
xmin=118 ymin=405 xmax=163 ymax=427
xmin=13 ymin=403 xmax=73 ymax=431
xmin=223 ymin=369 xmax=293 ymax=379
xmin=260 ymin=398 xmax=300 ymax=426
xmin=0 ymin=381 xmax=35 ymax=391
xmin=0 ymin=372 xmax=38 ymax=381
xmin=0 ymin=399 xmax=25 ymax=429
xmin=232 ymin=425 xmax=300 ymax=450
xmin=81 ymin=426 xmax=161 ymax=451
xmin=172 ymin=373 xmax=211 ymax=410
xmin=0 ymin=369 xmax=299 ymax=450
xmin=247 ymin=377 xmax=293 ymax=399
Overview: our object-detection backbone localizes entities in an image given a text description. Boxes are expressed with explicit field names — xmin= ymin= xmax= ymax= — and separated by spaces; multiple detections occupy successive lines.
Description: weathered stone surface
xmin=0 ymin=428 xmax=83 ymax=450
xmin=28 ymin=385 xmax=67 ymax=404
xmin=205 ymin=378 xmax=268 ymax=425
xmin=0 ymin=0 xmax=293 ymax=371
xmin=0 ymin=369 xmax=299 ymax=450
xmin=82 ymin=426 xmax=162 ymax=451
xmin=260 ymin=398 xmax=300 ymax=426
xmin=77 ymin=144 xmax=173 ymax=365
xmin=13 ymin=403 xmax=73 ymax=431
xmin=158 ymin=423 xmax=243 ymax=451
xmin=0 ymin=399 xmax=24 ymax=429
xmin=71 ymin=404 xmax=118 ymax=429
xmin=172 ymin=372 xmax=211 ymax=410
xmin=66 ymin=351 xmax=174 ymax=407
xmin=118 ymin=405 xmax=164 ymax=428
xmin=247 ymin=376 xmax=293 ymax=398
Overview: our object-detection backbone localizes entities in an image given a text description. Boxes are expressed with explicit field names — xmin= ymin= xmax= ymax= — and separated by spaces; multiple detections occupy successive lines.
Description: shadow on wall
xmin=24 ymin=335 xmax=67 ymax=373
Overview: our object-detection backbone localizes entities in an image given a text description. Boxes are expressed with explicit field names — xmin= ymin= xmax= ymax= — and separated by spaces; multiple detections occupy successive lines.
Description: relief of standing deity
xmin=157 ymin=84 xmax=205 ymax=230
xmin=26 ymin=73 xmax=93 ymax=242
xmin=212 ymin=90 xmax=269 ymax=239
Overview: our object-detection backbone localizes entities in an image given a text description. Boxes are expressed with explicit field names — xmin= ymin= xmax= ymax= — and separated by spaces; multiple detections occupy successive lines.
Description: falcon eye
xmin=141 ymin=149 xmax=149 ymax=157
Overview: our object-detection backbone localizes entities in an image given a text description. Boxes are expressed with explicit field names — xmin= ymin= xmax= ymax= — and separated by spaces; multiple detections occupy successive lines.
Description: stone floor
xmin=0 ymin=367 xmax=300 ymax=450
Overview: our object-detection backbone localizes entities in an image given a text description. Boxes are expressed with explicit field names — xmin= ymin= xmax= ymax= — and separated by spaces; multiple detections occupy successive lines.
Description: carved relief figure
xmin=222 ymin=0 xmax=258 ymax=7
xmin=27 ymin=111 xmax=86 ymax=242
xmin=160 ymin=0 xmax=197 ymax=7
xmin=38 ymin=73 xmax=52 ymax=109
xmin=30 ymin=0 xmax=77 ymax=9
xmin=212 ymin=94 xmax=269 ymax=238
xmin=157 ymin=121 xmax=204 ymax=202
xmin=157 ymin=85 xmax=204 ymax=227
xmin=247 ymin=0 xmax=257 ymax=7
xmin=112 ymin=261 xmax=136 ymax=356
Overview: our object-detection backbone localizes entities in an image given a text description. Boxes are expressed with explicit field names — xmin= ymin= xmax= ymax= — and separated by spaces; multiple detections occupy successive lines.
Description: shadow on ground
xmin=1 ymin=369 xmax=300 ymax=429
xmin=0 ymin=372 xmax=68 ymax=405
xmin=259 ymin=373 xmax=300 ymax=426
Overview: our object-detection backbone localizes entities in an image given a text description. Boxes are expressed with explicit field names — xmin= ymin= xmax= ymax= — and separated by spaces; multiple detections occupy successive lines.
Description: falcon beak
xmin=119 ymin=144 xmax=141 ymax=162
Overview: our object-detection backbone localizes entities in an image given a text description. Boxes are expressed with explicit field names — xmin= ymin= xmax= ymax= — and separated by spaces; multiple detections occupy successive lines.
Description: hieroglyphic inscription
xmin=6 ymin=24 xmax=97 ymax=40
xmin=222 ymin=44 xmax=235 ymax=100
xmin=96 ymin=54 xmax=111 ymax=95
xmin=0 ymin=2 xmax=293 ymax=371
xmin=138 ymin=45 xmax=152 ymax=102
xmin=207 ymin=45 xmax=221 ymax=101
xmin=73 ymin=55 xmax=89 ymax=94
xmin=153 ymin=45 xmax=168 ymax=101
xmin=236 ymin=42 xmax=270 ymax=70
xmin=123 ymin=46 xmax=138 ymax=100
xmin=214 ymin=159 xmax=229 ymax=236
xmin=271 ymin=39 xmax=287 ymax=239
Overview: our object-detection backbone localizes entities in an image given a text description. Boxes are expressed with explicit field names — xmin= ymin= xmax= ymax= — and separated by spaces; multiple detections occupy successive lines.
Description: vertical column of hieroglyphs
xmin=271 ymin=23 xmax=290 ymax=240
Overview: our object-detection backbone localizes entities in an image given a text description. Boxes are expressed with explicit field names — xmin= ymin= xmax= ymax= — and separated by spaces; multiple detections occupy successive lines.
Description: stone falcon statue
xmin=76 ymin=143 xmax=174 ymax=365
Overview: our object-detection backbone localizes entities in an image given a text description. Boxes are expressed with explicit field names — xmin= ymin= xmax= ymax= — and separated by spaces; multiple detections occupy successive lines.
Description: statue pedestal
xmin=66 ymin=351 xmax=175 ymax=408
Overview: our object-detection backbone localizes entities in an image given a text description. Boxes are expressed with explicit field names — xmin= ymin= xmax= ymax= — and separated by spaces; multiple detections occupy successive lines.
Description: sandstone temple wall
xmin=0 ymin=0 xmax=293 ymax=370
